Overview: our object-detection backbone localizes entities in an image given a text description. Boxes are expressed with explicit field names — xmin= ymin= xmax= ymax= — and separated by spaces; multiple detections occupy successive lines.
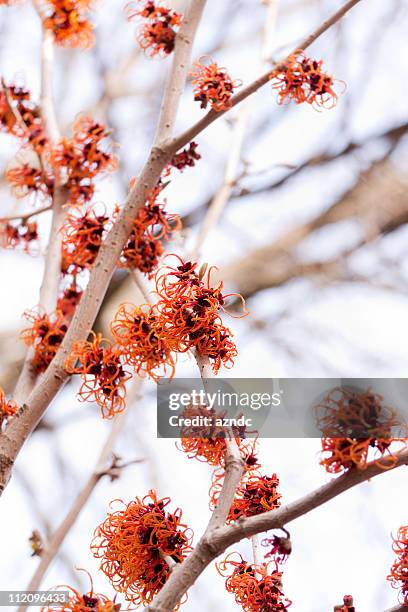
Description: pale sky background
xmin=0 ymin=0 xmax=407 ymax=610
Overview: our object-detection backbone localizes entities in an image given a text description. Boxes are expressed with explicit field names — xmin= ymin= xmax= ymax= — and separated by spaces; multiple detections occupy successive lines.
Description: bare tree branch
xmin=154 ymin=0 xmax=207 ymax=144
xmin=0 ymin=0 xmax=365 ymax=496
xmin=168 ymin=0 xmax=364 ymax=153
xmin=146 ymin=448 xmax=408 ymax=611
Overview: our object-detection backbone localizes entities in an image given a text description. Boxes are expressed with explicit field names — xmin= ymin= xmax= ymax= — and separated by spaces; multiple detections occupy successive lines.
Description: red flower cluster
xmin=6 ymin=163 xmax=53 ymax=201
xmin=317 ymin=387 xmax=406 ymax=474
xmin=111 ymin=303 xmax=175 ymax=381
xmin=191 ymin=59 xmax=241 ymax=111
xmin=43 ymin=0 xmax=95 ymax=49
xmin=21 ymin=309 xmax=68 ymax=373
xmin=155 ymin=257 xmax=246 ymax=373
xmin=127 ymin=1 xmax=182 ymax=57
xmin=217 ymin=554 xmax=292 ymax=612
xmin=320 ymin=437 xmax=399 ymax=474
xmin=211 ymin=471 xmax=281 ymax=523
xmin=178 ymin=404 xmax=259 ymax=467
xmin=0 ymin=83 xmax=48 ymax=152
xmin=0 ymin=220 xmax=39 ymax=252
xmin=271 ymin=50 xmax=339 ymax=109
xmin=91 ymin=491 xmax=192 ymax=607
xmin=170 ymin=142 xmax=201 ymax=172
xmin=262 ymin=532 xmax=292 ymax=565
xmin=50 ymin=115 xmax=117 ymax=207
xmin=61 ymin=206 xmax=110 ymax=274
xmin=56 ymin=284 xmax=83 ymax=318
xmin=65 ymin=332 xmax=130 ymax=418
xmin=387 ymin=526 xmax=408 ymax=604
xmin=120 ymin=186 xmax=181 ymax=276
xmin=41 ymin=584 xmax=120 ymax=612
xmin=0 ymin=386 xmax=18 ymax=427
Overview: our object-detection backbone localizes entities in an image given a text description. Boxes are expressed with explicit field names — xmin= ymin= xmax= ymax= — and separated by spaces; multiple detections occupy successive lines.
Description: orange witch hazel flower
xmin=91 ymin=490 xmax=193 ymax=607
xmin=178 ymin=403 xmax=259 ymax=468
xmin=43 ymin=0 xmax=95 ymax=49
xmin=191 ymin=58 xmax=241 ymax=112
xmin=155 ymin=256 xmax=247 ymax=373
xmin=127 ymin=1 xmax=182 ymax=57
xmin=49 ymin=115 xmax=117 ymax=207
xmin=0 ymin=220 xmax=39 ymax=252
xmin=111 ymin=303 xmax=176 ymax=381
xmin=211 ymin=470 xmax=281 ymax=523
xmin=0 ymin=387 xmax=18 ymax=427
xmin=57 ymin=284 xmax=83 ymax=318
xmin=317 ymin=387 xmax=407 ymax=474
xmin=65 ymin=332 xmax=130 ymax=418
xmin=271 ymin=50 xmax=341 ymax=109
xmin=41 ymin=573 xmax=121 ymax=612
xmin=61 ymin=206 xmax=110 ymax=274
xmin=6 ymin=163 xmax=53 ymax=200
xmin=387 ymin=525 xmax=408 ymax=604
xmin=217 ymin=554 xmax=292 ymax=612
xmin=0 ymin=82 xmax=48 ymax=152
xmin=120 ymin=185 xmax=181 ymax=277
xmin=21 ymin=309 xmax=68 ymax=373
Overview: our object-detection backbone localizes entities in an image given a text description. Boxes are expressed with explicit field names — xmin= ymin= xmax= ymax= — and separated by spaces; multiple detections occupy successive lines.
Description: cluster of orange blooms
xmin=217 ymin=554 xmax=292 ymax=612
xmin=111 ymin=303 xmax=175 ymax=381
xmin=91 ymin=490 xmax=192 ymax=607
xmin=178 ymin=404 xmax=259 ymax=467
xmin=65 ymin=332 xmax=130 ymax=418
xmin=211 ymin=471 xmax=281 ymax=523
xmin=41 ymin=580 xmax=121 ymax=612
xmin=127 ymin=0 xmax=182 ymax=57
xmin=50 ymin=116 xmax=117 ymax=207
xmin=21 ymin=309 xmax=69 ymax=373
xmin=0 ymin=386 xmax=18 ymax=427
xmin=0 ymin=220 xmax=39 ymax=251
xmin=61 ymin=207 xmax=111 ymax=275
xmin=155 ymin=257 xmax=245 ymax=372
xmin=191 ymin=59 xmax=241 ymax=112
xmin=57 ymin=284 xmax=83 ymax=317
xmin=271 ymin=50 xmax=339 ymax=109
xmin=42 ymin=0 xmax=96 ymax=49
xmin=0 ymin=82 xmax=47 ymax=152
xmin=119 ymin=185 xmax=181 ymax=276
xmin=387 ymin=525 xmax=408 ymax=605
xmin=6 ymin=163 xmax=53 ymax=200
xmin=317 ymin=387 xmax=406 ymax=474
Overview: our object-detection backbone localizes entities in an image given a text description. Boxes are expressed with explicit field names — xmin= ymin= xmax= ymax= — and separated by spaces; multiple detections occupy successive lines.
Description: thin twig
xmin=0 ymin=0 xmax=364 ymax=496
xmin=0 ymin=204 xmax=52 ymax=223
xmin=168 ymin=0 xmax=364 ymax=153
xmin=13 ymin=11 xmax=66 ymax=405
xmin=191 ymin=0 xmax=280 ymax=259
xmin=145 ymin=447 xmax=408 ymax=611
